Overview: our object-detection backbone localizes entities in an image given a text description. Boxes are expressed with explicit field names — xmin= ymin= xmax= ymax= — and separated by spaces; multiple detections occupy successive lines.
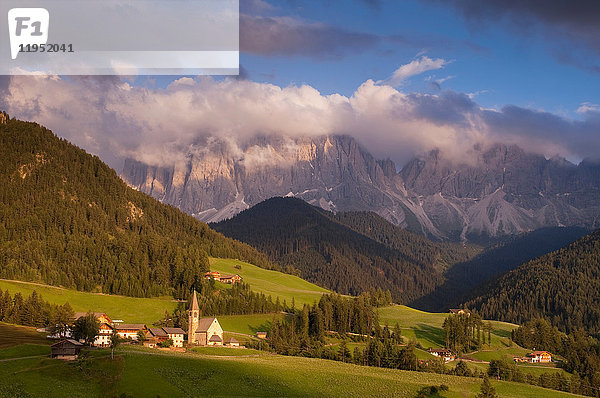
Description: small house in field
xmin=428 ymin=348 xmax=455 ymax=362
xmin=204 ymin=271 xmax=242 ymax=284
xmin=162 ymin=327 xmax=185 ymax=347
xmin=93 ymin=323 xmax=113 ymax=347
xmin=528 ymin=351 xmax=552 ymax=363
xmin=256 ymin=331 xmax=267 ymax=339
xmin=51 ymin=339 xmax=83 ymax=360
xmin=225 ymin=337 xmax=240 ymax=347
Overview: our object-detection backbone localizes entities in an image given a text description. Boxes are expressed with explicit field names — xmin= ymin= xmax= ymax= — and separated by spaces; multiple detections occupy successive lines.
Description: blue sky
xmin=151 ymin=0 xmax=600 ymax=119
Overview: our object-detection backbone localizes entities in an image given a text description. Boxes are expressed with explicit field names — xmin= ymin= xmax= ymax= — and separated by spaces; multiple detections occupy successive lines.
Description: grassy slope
xmin=0 ymin=344 xmax=581 ymax=398
xmin=0 ymin=279 xmax=176 ymax=325
xmin=0 ymin=322 xmax=50 ymax=348
xmin=210 ymin=257 xmax=330 ymax=306
xmin=379 ymin=305 xmax=517 ymax=350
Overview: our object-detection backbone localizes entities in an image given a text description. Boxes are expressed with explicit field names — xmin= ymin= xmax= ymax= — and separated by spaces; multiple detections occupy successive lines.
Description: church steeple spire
xmin=190 ymin=289 xmax=199 ymax=312
xmin=188 ymin=290 xmax=200 ymax=345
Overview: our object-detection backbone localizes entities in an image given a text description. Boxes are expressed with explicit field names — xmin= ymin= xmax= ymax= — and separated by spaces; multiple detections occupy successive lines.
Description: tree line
xmin=0 ymin=288 xmax=74 ymax=334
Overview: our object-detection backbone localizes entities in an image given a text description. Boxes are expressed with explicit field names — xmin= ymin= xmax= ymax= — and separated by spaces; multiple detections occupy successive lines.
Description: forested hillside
xmin=211 ymin=197 xmax=473 ymax=303
xmin=464 ymin=229 xmax=600 ymax=334
xmin=413 ymin=227 xmax=589 ymax=311
xmin=0 ymin=113 xmax=271 ymax=298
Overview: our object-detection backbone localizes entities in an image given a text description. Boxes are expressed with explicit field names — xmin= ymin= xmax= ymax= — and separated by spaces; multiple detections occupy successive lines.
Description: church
xmin=188 ymin=290 xmax=224 ymax=346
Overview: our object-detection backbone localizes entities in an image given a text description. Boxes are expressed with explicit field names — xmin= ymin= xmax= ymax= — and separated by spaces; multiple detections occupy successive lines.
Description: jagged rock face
xmin=121 ymin=137 xmax=600 ymax=240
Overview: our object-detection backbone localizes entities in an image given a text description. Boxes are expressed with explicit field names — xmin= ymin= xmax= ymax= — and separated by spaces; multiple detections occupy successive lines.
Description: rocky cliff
xmin=121 ymin=135 xmax=600 ymax=240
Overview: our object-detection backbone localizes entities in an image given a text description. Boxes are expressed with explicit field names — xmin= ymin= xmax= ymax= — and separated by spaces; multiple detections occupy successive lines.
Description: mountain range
xmin=121 ymin=135 xmax=600 ymax=241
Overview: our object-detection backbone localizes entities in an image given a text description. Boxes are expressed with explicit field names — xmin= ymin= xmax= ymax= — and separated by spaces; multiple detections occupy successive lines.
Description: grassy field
xmin=0 ymin=279 xmax=177 ymax=324
xmin=190 ymin=346 xmax=264 ymax=356
xmin=210 ymin=257 xmax=330 ymax=306
xmin=0 ymin=343 xmax=582 ymax=398
xmin=218 ymin=313 xmax=287 ymax=336
xmin=379 ymin=305 xmax=518 ymax=350
xmin=0 ymin=322 xmax=51 ymax=348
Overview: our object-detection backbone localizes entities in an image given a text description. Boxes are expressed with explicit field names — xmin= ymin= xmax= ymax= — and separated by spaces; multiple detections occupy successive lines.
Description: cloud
xmin=2 ymin=74 xmax=600 ymax=172
xmin=240 ymin=14 xmax=380 ymax=59
xmin=577 ymin=102 xmax=600 ymax=114
xmin=378 ymin=56 xmax=450 ymax=87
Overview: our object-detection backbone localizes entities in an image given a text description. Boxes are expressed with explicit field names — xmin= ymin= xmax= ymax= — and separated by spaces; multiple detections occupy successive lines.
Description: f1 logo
xmin=8 ymin=8 xmax=49 ymax=60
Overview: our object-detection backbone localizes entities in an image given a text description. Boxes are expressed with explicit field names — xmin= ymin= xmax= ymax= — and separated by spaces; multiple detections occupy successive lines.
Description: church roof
xmin=209 ymin=334 xmax=222 ymax=342
xmin=190 ymin=290 xmax=199 ymax=312
xmin=196 ymin=317 xmax=218 ymax=333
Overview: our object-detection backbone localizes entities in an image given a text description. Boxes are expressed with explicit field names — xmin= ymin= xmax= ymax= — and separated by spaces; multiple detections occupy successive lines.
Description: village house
xmin=143 ymin=327 xmax=168 ymax=348
xmin=528 ymin=351 xmax=552 ymax=363
xmin=204 ymin=271 xmax=242 ymax=284
xmin=114 ymin=324 xmax=146 ymax=341
xmin=225 ymin=337 xmax=240 ymax=347
xmin=94 ymin=322 xmax=113 ymax=347
xmin=188 ymin=291 xmax=224 ymax=346
xmin=51 ymin=339 xmax=84 ymax=360
xmin=428 ymin=348 xmax=455 ymax=362
xmin=162 ymin=327 xmax=186 ymax=347
xmin=256 ymin=331 xmax=267 ymax=339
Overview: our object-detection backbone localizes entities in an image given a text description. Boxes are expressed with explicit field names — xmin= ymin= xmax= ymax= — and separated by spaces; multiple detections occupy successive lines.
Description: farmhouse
xmin=204 ymin=271 xmax=242 ymax=284
xmin=256 ymin=331 xmax=267 ymax=339
xmin=94 ymin=322 xmax=113 ymax=347
xmin=114 ymin=324 xmax=146 ymax=341
xmin=225 ymin=337 xmax=240 ymax=347
xmin=427 ymin=348 xmax=455 ymax=362
xmin=51 ymin=339 xmax=83 ymax=360
xmin=528 ymin=351 xmax=552 ymax=363
xmin=188 ymin=291 xmax=224 ymax=346
xmin=163 ymin=327 xmax=185 ymax=347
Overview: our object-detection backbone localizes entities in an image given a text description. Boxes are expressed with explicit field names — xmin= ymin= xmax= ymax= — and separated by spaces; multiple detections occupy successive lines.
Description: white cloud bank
xmin=1 ymin=72 xmax=599 ymax=171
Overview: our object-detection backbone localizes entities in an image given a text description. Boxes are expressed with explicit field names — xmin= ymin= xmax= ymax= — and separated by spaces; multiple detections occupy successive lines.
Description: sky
xmin=1 ymin=0 xmax=600 ymax=169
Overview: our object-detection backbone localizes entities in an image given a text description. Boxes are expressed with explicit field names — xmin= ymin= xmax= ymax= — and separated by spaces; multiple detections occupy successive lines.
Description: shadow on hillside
xmin=248 ymin=321 xmax=273 ymax=335
xmin=413 ymin=323 xmax=445 ymax=347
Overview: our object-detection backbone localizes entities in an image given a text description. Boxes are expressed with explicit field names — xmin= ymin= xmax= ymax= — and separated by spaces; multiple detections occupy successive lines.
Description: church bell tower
xmin=188 ymin=290 xmax=199 ymax=344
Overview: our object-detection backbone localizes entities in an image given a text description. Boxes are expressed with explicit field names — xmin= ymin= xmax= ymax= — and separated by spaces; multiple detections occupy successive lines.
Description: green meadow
xmin=0 ymin=343 xmax=582 ymax=398
xmin=210 ymin=257 xmax=330 ymax=306
xmin=0 ymin=279 xmax=177 ymax=324
xmin=379 ymin=305 xmax=518 ymax=350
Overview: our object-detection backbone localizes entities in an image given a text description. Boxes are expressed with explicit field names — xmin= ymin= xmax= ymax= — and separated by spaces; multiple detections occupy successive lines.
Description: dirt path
xmin=0 ymin=355 xmax=46 ymax=362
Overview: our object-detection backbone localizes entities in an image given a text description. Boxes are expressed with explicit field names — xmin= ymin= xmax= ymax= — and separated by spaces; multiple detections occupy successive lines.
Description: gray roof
xmin=52 ymin=339 xmax=83 ymax=347
xmin=148 ymin=328 xmax=168 ymax=337
xmin=115 ymin=324 xmax=146 ymax=330
xmin=162 ymin=327 xmax=185 ymax=335
xmin=209 ymin=334 xmax=222 ymax=342
xmin=227 ymin=337 xmax=239 ymax=343
xmin=196 ymin=317 xmax=218 ymax=333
